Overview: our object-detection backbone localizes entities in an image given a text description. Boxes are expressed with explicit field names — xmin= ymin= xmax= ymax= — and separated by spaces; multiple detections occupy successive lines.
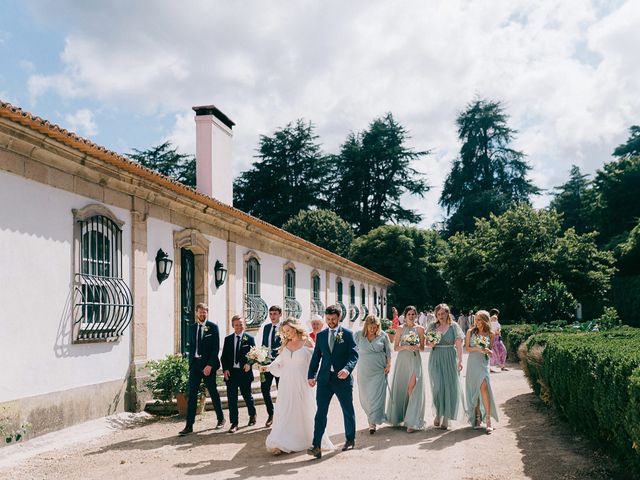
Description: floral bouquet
xmin=475 ymin=335 xmax=490 ymax=358
xmin=425 ymin=331 xmax=442 ymax=345
xmin=247 ymin=345 xmax=272 ymax=382
xmin=401 ymin=331 xmax=420 ymax=346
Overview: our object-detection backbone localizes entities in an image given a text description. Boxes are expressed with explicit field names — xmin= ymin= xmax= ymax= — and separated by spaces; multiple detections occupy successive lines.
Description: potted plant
xmin=385 ymin=328 xmax=396 ymax=343
xmin=145 ymin=355 xmax=206 ymax=416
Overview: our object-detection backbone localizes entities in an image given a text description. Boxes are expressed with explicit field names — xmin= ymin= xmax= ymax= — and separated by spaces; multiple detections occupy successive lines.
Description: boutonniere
xmin=204 ymin=326 xmax=210 ymax=333
xmin=242 ymin=335 xmax=249 ymax=343
xmin=336 ymin=331 xmax=344 ymax=344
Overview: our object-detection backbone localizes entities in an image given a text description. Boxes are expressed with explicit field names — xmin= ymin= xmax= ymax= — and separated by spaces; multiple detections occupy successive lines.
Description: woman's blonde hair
xmin=472 ymin=310 xmax=494 ymax=337
xmin=434 ymin=303 xmax=451 ymax=325
xmin=278 ymin=317 xmax=309 ymax=351
xmin=361 ymin=314 xmax=381 ymax=336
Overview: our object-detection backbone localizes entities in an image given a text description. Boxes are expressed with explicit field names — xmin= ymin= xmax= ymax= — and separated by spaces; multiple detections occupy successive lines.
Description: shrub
xmin=523 ymin=328 xmax=640 ymax=470
xmin=145 ymin=355 xmax=194 ymax=403
xmin=520 ymin=279 xmax=578 ymax=324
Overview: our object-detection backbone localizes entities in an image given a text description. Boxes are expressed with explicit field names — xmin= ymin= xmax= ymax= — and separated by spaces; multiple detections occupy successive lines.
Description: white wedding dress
xmin=265 ymin=346 xmax=335 ymax=453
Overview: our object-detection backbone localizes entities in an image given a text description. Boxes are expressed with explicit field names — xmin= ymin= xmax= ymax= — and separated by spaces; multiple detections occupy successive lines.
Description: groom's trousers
xmin=226 ymin=368 xmax=257 ymax=424
xmin=313 ymin=373 xmax=356 ymax=447
xmin=186 ymin=358 xmax=224 ymax=427
xmin=260 ymin=371 xmax=280 ymax=417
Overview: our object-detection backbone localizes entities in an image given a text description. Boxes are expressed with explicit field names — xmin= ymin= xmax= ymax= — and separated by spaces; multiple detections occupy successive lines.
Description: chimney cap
xmin=192 ymin=104 xmax=235 ymax=129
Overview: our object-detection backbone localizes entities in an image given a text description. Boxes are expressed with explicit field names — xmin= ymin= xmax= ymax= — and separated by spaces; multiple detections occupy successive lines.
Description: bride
xmin=261 ymin=317 xmax=335 ymax=454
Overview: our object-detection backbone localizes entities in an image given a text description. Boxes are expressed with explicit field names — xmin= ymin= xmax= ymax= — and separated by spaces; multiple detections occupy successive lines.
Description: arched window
xmin=72 ymin=205 xmax=132 ymax=342
xmin=246 ymin=257 xmax=260 ymax=296
xmin=311 ymin=271 xmax=324 ymax=315
xmin=349 ymin=282 xmax=356 ymax=305
xmin=243 ymin=252 xmax=267 ymax=327
xmin=284 ymin=263 xmax=301 ymax=319
xmin=336 ymin=278 xmax=343 ymax=302
xmin=361 ymin=286 xmax=366 ymax=305
xmin=285 ymin=268 xmax=296 ymax=298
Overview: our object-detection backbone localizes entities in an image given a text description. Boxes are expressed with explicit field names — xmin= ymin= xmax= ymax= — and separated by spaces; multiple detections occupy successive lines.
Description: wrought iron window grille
xmin=311 ymin=299 xmax=325 ymax=316
xmin=72 ymin=212 xmax=133 ymax=342
xmin=337 ymin=301 xmax=347 ymax=323
xmin=348 ymin=304 xmax=360 ymax=323
xmin=285 ymin=296 xmax=302 ymax=319
xmin=244 ymin=294 xmax=268 ymax=327
xmin=361 ymin=304 xmax=369 ymax=320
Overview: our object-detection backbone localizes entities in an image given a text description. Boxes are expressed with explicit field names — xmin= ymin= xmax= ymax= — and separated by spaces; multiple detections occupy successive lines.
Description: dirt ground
xmin=0 ymin=353 xmax=628 ymax=480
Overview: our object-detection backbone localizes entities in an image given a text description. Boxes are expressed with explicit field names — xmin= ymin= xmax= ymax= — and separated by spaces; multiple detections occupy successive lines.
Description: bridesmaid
xmin=465 ymin=310 xmax=499 ymax=434
xmin=386 ymin=306 xmax=426 ymax=432
xmin=354 ymin=315 xmax=392 ymax=434
xmin=426 ymin=303 xmax=465 ymax=430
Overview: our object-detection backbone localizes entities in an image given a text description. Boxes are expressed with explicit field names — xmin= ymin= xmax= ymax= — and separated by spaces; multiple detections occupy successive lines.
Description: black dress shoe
xmin=306 ymin=446 xmax=322 ymax=459
xmin=228 ymin=424 xmax=238 ymax=433
xmin=342 ymin=440 xmax=355 ymax=451
xmin=248 ymin=415 xmax=256 ymax=426
xmin=265 ymin=416 xmax=273 ymax=428
xmin=215 ymin=419 xmax=225 ymax=430
xmin=178 ymin=426 xmax=193 ymax=436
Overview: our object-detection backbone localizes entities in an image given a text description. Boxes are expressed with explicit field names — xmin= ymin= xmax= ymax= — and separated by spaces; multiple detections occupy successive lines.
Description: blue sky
xmin=1 ymin=0 xmax=639 ymax=226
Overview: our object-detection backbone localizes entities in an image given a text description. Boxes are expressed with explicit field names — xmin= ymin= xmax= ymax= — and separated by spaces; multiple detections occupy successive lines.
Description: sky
xmin=1 ymin=0 xmax=639 ymax=227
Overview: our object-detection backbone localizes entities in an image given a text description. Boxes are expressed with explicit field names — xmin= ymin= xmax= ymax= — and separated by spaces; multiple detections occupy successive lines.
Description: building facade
xmin=0 ymin=101 xmax=392 ymax=440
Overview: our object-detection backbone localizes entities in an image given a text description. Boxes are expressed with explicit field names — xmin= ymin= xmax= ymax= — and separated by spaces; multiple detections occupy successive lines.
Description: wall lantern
xmin=214 ymin=260 xmax=228 ymax=288
xmin=155 ymin=249 xmax=173 ymax=284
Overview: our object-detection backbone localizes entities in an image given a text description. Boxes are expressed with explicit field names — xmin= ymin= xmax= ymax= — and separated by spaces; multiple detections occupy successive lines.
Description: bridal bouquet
xmin=475 ymin=335 xmax=490 ymax=358
xmin=247 ymin=345 xmax=272 ymax=381
xmin=401 ymin=331 xmax=420 ymax=346
xmin=425 ymin=331 xmax=442 ymax=345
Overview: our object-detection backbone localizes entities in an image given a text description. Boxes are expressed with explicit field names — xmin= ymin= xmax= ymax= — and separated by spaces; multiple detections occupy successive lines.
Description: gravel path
xmin=0 ymin=353 xmax=625 ymax=479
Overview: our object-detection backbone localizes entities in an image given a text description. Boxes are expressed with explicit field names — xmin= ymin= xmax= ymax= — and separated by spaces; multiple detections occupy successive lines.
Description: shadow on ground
xmin=503 ymin=393 xmax=630 ymax=480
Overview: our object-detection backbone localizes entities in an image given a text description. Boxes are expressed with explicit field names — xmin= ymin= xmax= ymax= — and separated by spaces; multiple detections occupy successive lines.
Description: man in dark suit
xmin=307 ymin=305 xmax=359 ymax=458
xmin=260 ymin=305 xmax=282 ymax=427
xmin=178 ymin=303 xmax=225 ymax=436
xmin=221 ymin=315 xmax=257 ymax=433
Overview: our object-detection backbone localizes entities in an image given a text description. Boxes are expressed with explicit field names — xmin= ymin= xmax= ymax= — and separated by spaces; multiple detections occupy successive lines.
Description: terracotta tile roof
xmin=0 ymin=100 xmax=393 ymax=285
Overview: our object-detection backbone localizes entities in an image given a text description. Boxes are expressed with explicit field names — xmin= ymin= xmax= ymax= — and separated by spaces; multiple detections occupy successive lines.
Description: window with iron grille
xmin=284 ymin=267 xmax=301 ymax=318
xmin=311 ymin=273 xmax=324 ymax=315
xmin=349 ymin=282 xmax=356 ymax=305
xmin=72 ymin=206 xmax=133 ymax=342
xmin=336 ymin=278 xmax=343 ymax=302
xmin=244 ymin=256 xmax=266 ymax=326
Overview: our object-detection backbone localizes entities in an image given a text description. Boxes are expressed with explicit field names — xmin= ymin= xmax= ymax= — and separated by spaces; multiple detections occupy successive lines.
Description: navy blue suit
xmin=261 ymin=322 xmax=281 ymax=417
xmin=185 ymin=320 xmax=224 ymax=426
xmin=221 ymin=332 xmax=257 ymax=424
xmin=307 ymin=326 xmax=358 ymax=447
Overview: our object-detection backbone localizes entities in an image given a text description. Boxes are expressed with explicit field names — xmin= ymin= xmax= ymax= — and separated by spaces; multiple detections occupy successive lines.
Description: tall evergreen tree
xmin=233 ymin=119 xmax=329 ymax=227
xmin=440 ymin=98 xmax=540 ymax=234
xmin=613 ymin=125 xmax=640 ymax=159
xmin=549 ymin=165 xmax=594 ymax=234
xmin=330 ymin=113 xmax=429 ymax=235
xmin=127 ymin=141 xmax=195 ymax=187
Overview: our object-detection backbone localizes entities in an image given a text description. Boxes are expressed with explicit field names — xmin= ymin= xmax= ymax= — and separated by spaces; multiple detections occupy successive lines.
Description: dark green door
xmin=180 ymin=248 xmax=195 ymax=355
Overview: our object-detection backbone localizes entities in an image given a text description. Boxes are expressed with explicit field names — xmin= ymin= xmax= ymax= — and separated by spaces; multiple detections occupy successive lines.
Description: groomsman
xmin=260 ymin=305 xmax=282 ymax=427
xmin=221 ymin=315 xmax=257 ymax=433
xmin=179 ymin=303 xmax=225 ymax=436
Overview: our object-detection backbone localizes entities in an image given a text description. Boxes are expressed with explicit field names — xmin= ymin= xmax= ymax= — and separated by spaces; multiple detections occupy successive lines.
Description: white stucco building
xmin=0 ymin=100 xmax=392 ymax=439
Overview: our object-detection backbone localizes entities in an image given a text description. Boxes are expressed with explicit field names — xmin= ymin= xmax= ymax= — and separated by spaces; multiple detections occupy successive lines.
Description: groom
xmin=307 ymin=305 xmax=358 ymax=458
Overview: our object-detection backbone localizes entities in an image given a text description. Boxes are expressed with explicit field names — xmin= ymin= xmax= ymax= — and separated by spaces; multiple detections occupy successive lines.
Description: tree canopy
xmin=440 ymin=98 xmax=539 ymax=235
xmin=330 ymin=113 xmax=429 ymax=235
xmin=233 ymin=120 xmax=329 ymax=227
xmin=549 ymin=165 xmax=594 ymax=234
xmin=350 ymin=225 xmax=449 ymax=313
xmin=444 ymin=204 xmax=615 ymax=320
xmin=282 ymin=209 xmax=354 ymax=258
xmin=613 ymin=125 xmax=640 ymax=159
xmin=127 ymin=141 xmax=195 ymax=187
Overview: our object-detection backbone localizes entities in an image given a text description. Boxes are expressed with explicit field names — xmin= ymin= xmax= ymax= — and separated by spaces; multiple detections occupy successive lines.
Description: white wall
xmin=146 ymin=217 xmax=176 ymax=361
xmin=205 ymin=234 xmax=228 ymax=337
xmin=0 ymin=171 xmax=131 ymax=402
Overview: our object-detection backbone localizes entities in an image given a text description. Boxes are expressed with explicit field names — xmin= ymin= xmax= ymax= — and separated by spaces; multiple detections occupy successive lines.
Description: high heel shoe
xmin=369 ymin=424 xmax=376 ymax=434
xmin=433 ymin=416 xmax=441 ymax=427
xmin=473 ymin=415 xmax=482 ymax=429
xmin=485 ymin=425 xmax=494 ymax=434
xmin=439 ymin=418 xmax=449 ymax=430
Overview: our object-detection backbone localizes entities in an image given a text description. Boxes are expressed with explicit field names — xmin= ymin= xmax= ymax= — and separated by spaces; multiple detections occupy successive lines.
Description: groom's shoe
xmin=215 ymin=419 xmax=225 ymax=430
xmin=307 ymin=446 xmax=322 ymax=459
xmin=341 ymin=440 xmax=355 ymax=451
xmin=265 ymin=416 xmax=273 ymax=428
xmin=248 ymin=415 xmax=257 ymax=426
xmin=178 ymin=426 xmax=193 ymax=436
xmin=228 ymin=423 xmax=239 ymax=433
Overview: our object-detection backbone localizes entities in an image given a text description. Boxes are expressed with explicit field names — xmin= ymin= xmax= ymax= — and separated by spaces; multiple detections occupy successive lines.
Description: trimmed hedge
xmin=521 ymin=328 xmax=640 ymax=470
xmin=501 ymin=324 xmax=538 ymax=362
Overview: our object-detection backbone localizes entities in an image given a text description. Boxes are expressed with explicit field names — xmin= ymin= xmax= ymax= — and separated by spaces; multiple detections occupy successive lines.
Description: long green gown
xmin=354 ymin=331 xmax=392 ymax=425
xmin=465 ymin=333 xmax=499 ymax=425
xmin=427 ymin=322 xmax=465 ymax=421
xmin=386 ymin=325 xmax=426 ymax=430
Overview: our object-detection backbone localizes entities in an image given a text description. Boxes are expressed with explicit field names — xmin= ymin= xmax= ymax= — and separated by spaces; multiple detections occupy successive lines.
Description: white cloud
xmin=21 ymin=0 xmax=640 ymax=225
xmin=63 ymin=108 xmax=98 ymax=136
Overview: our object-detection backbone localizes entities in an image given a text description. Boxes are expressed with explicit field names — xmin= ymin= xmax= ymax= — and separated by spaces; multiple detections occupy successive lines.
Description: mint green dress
xmin=465 ymin=333 xmax=499 ymax=425
xmin=427 ymin=322 xmax=465 ymax=421
xmin=386 ymin=326 xmax=426 ymax=430
xmin=355 ymin=331 xmax=392 ymax=425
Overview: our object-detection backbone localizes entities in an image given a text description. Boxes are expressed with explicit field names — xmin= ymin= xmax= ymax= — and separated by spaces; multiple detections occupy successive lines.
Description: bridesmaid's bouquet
xmin=247 ymin=345 xmax=272 ymax=382
xmin=425 ymin=331 xmax=442 ymax=345
xmin=401 ymin=331 xmax=420 ymax=346
xmin=475 ymin=335 xmax=490 ymax=358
